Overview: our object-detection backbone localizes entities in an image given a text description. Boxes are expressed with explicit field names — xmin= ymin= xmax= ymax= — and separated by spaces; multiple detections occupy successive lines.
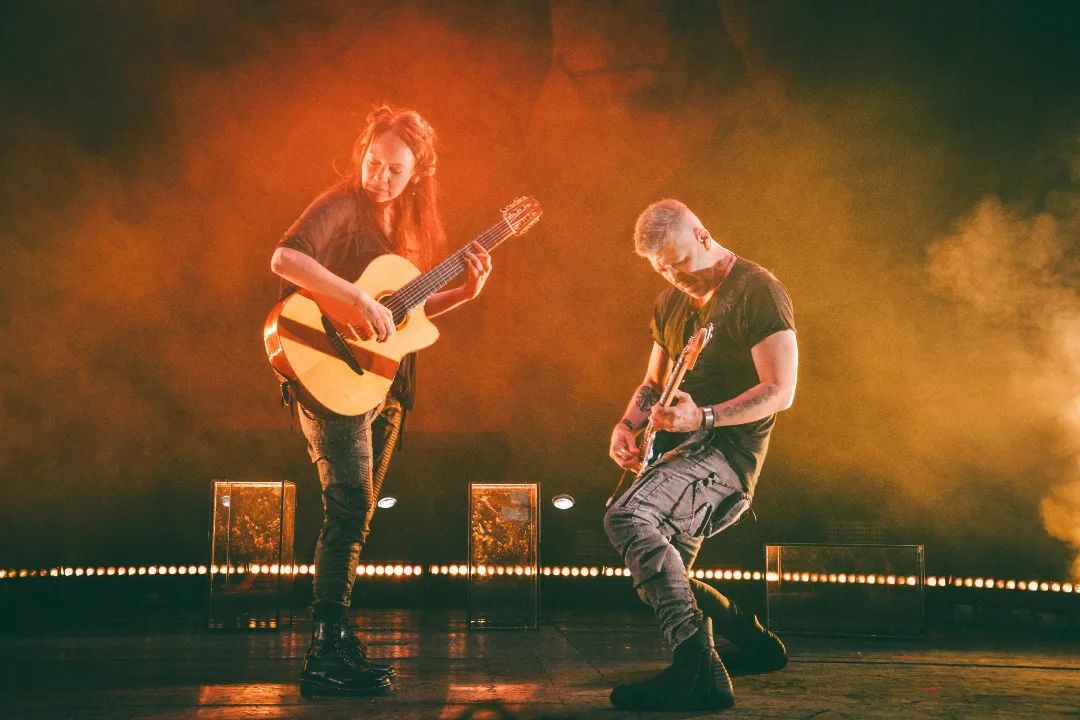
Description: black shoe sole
xmin=300 ymin=679 xmax=393 ymax=698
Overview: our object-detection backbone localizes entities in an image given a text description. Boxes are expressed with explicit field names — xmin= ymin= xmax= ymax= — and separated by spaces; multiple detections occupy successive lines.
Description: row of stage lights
xmin=0 ymin=564 xmax=1075 ymax=594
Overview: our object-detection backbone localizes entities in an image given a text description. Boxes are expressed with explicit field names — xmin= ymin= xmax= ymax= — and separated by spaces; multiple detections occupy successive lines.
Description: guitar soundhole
xmin=378 ymin=293 xmax=409 ymax=330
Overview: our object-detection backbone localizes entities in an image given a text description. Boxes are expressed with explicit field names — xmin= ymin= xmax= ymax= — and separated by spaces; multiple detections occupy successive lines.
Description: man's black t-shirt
xmin=649 ymin=257 xmax=795 ymax=496
xmin=276 ymin=181 xmax=417 ymax=411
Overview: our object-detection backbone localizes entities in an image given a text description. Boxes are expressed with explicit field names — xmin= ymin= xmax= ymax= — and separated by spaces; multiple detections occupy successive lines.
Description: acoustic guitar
xmin=264 ymin=196 xmax=542 ymax=416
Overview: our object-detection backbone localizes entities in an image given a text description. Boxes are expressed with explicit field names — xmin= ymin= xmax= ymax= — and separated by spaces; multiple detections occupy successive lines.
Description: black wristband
xmin=620 ymin=419 xmax=634 ymax=432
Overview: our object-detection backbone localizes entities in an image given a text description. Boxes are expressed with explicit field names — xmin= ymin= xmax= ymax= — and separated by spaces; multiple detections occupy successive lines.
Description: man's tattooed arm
xmin=618 ymin=384 xmax=661 ymax=432
xmin=634 ymin=385 xmax=660 ymax=413
xmin=712 ymin=383 xmax=782 ymax=424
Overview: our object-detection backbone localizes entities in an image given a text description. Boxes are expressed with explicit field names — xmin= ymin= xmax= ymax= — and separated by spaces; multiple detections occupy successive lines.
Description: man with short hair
xmin=604 ymin=198 xmax=797 ymax=711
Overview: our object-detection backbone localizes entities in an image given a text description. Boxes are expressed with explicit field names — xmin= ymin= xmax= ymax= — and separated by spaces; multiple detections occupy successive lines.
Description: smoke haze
xmin=1 ymin=1 xmax=1078 ymax=578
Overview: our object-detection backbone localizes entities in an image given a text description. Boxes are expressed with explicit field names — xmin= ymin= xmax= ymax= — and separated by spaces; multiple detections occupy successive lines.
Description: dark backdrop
xmin=2 ymin=1 xmax=1079 ymax=581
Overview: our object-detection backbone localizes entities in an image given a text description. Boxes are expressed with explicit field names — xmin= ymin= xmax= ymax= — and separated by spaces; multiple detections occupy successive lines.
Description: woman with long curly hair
xmin=270 ymin=105 xmax=492 ymax=697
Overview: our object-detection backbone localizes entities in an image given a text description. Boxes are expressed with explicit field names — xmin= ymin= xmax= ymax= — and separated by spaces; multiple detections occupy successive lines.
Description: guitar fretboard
xmin=383 ymin=219 xmax=515 ymax=323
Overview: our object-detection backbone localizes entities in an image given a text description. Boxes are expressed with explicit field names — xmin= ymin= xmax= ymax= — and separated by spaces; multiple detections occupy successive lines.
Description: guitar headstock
xmin=683 ymin=323 xmax=714 ymax=371
xmin=502 ymin=196 xmax=543 ymax=236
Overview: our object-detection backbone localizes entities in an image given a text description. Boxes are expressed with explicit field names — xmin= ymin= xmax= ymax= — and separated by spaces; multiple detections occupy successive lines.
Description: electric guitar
xmin=607 ymin=323 xmax=714 ymax=505
xmin=264 ymin=196 xmax=542 ymax=416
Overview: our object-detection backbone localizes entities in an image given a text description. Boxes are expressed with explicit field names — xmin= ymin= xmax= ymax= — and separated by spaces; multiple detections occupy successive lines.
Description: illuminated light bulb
xmin=551 ymin=494 xmax=575 ymax=510
xmin=604 ymin=568 xmax=613 ymax=577
xmin=270 ymin=565 xmax=279 ymax=575
xmin=377 ymin=496 xmax=397 ymax=510
xmin=1039 ymin=582 xmax=1049 ymax=592
xmin=1064 ymin=583 xmax=1074 ymax=593
xmin=365 ymin=564 xmax=376 ymax=575
xmin=725 ymin=570 xmax=735 ymax=580
xmin=404 ymin=566 xmax=413 ymax=576
xmin=178 ymin=566 xmax=188 ymax=575
xmin=515 ymin=566 xmax=524 ymax=576
xmin=827 ymin=574 xmax=837 ymax=583
xmin=375 ymin=566 xmax=385 ymax=576
xmin=259 ymin=564 xmax=269 ymax=574
xmin=0 ymin=571 xmax=6 ymax=580
xmin=393 ymin=566 xmax=404 ymax=576
xmin=589 ymin=568 xmax=598 ymax=577
xmin=886 ymin=575 xmax=896 ymax=585
xmin=51 ymin=569 xmax=60 ymax=577
xmin=561 ymin=566 xmax=570 ymax=576
xmin=542 ymin=567 xmax=551 ymax=575
xmin=995 ymin=580 xmax=1004 ymax=589
xmin=478 ymin=566 xmax=488 ymax=576
xmin=198 ymin=566 xmax=207 ymax=575
xmin=416 ymin=566 xmax=424 ymax=575
xmin=927 ymin=577 xmax=937 ymax=587
xmin=799 ymin=572 xmax=809 ymax=583
xmin=734 ymin=570 xmax=744 ymax=581
xmin=839 ymin=574 xmax=849 ymax=584
xmin=96 ymin=567 xmax=106 ymax=576
xmin=147 ymin=567 xmax=156 ymax=576
xmin=448 ymin=565 xmax=458 ymax=575
xmin=856 ymin=575 xmax=866 ymax=584
xmin=953 ymin=578 xmax=963 ymax=587
xmin=570 ymin=567 xmax=579 ymax=577
xmin=495 ymin=566 xmax=504 ymax=575
xmin=782 ymin=572 xmax=792 ymax=582
xmin=1028 ymin=581 xmax=1038 ymax=591
xmin=906 ymin=577 xmax=917 ymax=586
xmin=974 ymin=578 xmax=984 ymax=588
xmin=964 ymin=578 xmax=973 ymax=587
xmin=456 ymin=565 xmax=465 ymax=575
xmin=158 ymin=566 xmax=168 ymax=575
xmin=1052 ymin=582 xmax=1061 ymax=592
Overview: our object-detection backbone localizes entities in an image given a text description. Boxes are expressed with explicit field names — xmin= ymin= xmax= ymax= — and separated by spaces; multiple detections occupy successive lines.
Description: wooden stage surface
xmin=2 ymin=609 xmax=1078 ymax=719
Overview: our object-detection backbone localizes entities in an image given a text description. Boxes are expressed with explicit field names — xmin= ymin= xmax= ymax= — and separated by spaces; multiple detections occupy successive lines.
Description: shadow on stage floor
xmin=1 ymin=607 xmax=1078 ymax=719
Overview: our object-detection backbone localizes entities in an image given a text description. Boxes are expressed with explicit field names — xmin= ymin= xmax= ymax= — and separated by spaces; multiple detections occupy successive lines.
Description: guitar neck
xmin=638 ymin=353 xmax=692 ymax=469
xmin=385 ymin=219 xmax=515 ymax=322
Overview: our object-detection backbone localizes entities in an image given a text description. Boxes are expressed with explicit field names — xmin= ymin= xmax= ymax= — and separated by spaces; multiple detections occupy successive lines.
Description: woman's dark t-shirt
xmin=276 ymin=181 xmax=417 ymax=410
xmin=649 ymin=257 xmax=795 ymax=496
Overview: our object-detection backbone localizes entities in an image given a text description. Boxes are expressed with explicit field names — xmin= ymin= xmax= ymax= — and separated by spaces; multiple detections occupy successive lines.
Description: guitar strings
xmin=392 ymin=219 xmax=511 ymax=309
xmin=386 ymin=218 xmax=515 ymax=317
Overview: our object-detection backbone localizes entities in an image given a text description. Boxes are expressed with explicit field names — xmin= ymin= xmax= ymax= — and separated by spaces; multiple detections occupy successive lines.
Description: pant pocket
xmin=702 ymin=488 xmax=751 ymax=538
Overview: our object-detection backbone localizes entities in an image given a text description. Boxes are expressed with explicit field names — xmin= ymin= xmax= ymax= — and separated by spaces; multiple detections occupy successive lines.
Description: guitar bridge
xmin=320 ymin=315 xmax=366 ymax=376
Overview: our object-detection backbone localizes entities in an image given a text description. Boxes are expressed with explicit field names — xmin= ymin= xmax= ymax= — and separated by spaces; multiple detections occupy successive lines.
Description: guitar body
xmin=264 ymin=253 xmax=439 ymax=417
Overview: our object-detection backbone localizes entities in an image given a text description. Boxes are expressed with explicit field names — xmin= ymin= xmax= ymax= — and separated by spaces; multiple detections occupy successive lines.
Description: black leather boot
xmin=300 ymin=611 xmax=393 ymax=697
xmin=339 ymin=625 xmax=397 ymax=680
xmin=610 ymin=618 xmax=735 ymax=711
xmin=690 ymin=580 xmax=787 ymax=676
xmin=713 ymin=604 xmax=787 ymax=676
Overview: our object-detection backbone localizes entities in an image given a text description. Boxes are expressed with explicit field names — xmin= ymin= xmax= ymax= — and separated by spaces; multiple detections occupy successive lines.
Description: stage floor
xmin=2 ymin=609 xmax=1078 ymax=719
